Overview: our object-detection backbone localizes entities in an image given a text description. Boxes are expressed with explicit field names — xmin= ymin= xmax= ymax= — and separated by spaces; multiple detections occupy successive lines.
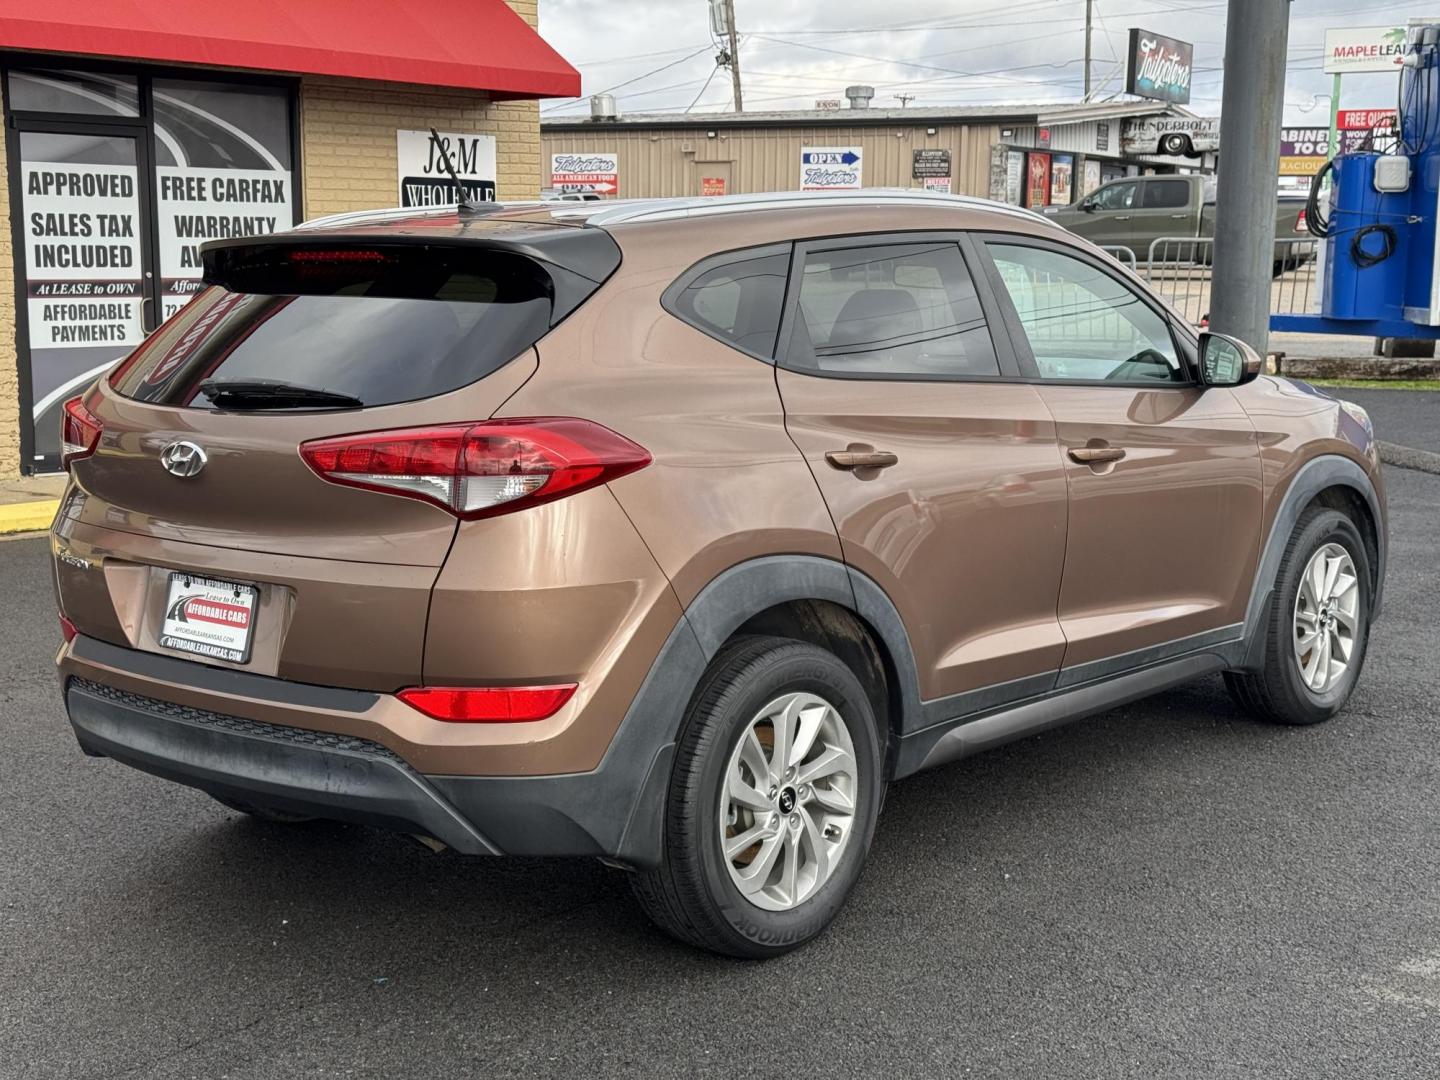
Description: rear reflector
xmin=397 ymin=684 xmax=576 ymax=723
xmin=299 ymin=418 xmax=650 ymax=520
xmin=60 ymin=397 xmax=102 ymax=469
xmin=59 ymin=614 xmax=78 ymax=643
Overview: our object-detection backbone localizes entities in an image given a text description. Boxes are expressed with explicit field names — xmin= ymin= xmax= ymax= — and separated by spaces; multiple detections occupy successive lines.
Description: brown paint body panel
xmin=1036 ymin=384 xmax=1264 ymax=667
xmin=778 ymin=372 xmax=1068 ymax=699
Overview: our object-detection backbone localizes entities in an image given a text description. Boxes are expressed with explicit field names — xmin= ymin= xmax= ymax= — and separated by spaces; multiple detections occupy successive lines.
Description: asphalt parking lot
xmin=3 ymin=393 xmax=1438 ymax=1079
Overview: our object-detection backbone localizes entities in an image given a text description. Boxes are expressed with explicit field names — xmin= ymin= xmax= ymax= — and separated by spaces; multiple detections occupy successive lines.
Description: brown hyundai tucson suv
xmin=52 ymin=191 xmax=1386 ymax=957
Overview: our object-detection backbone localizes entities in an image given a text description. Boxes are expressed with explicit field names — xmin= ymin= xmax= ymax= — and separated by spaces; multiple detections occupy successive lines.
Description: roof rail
xmin=548 ymin=189 xmax=1060 ymax=229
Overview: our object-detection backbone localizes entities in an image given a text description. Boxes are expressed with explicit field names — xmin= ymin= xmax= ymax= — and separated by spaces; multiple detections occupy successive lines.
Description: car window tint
xmin=786 ymin=241 xmax=999 ymax=378
xmin=986 ymin=243 xmax=1183 ymax=384
xmin=667 ymin=250 xmax=789 ymax=358
xmin=1092 ymin=182 xmax=1137 ymax=210
xmin=1143 ymin=180 xmax=1189 ymax=209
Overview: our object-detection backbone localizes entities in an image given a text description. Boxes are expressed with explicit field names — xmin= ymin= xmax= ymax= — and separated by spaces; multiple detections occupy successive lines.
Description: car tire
xmin=1225 ymin=507 xmax=1372 ymax=725
xmin=210 ymin=793 xmax=317 ymax=824
xmin=630 ymin=635 xmax=884 ymax=958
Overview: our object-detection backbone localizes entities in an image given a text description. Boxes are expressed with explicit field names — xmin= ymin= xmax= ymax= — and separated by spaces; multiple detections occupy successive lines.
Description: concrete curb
xmin=0 ymin=500 xmax=57 ymax=535
xmin=1380 ymin=441 xmax=1440 ymax=476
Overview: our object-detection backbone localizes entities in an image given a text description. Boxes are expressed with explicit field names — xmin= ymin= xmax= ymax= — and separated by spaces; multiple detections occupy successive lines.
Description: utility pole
xmin=723 ymin=0 xmax=744 ymax=112
xmin=1210 ymin=0 xmax=1290 ymax=354
xmin=894 ymin=93 xmax=916 ymax=108
xmin=1083 ymin=0 xmax=1093 ymax=100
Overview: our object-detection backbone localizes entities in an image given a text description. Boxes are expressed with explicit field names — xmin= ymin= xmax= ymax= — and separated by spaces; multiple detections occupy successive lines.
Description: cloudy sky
xmin=537 ymin=0 xmax=1411 ymax=121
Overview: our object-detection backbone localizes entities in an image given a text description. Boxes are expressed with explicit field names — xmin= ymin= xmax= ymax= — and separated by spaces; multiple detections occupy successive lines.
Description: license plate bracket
xmin=159 ymin=572 xmax=259 ymax=664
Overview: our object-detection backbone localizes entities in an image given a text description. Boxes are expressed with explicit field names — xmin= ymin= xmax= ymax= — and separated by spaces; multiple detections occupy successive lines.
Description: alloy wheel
xmin=718 ymin=691 xmax=858 ymax=912
xmin=1293 ymin=542 xmax=1361 ymax=694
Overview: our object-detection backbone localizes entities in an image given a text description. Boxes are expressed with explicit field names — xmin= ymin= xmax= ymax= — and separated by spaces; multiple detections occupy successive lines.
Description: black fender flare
xmin=1237 ymin=453 xmax=1385 ymax=669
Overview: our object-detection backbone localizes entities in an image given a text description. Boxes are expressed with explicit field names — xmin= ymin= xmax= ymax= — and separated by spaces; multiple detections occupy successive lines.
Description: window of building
xmin=6 ymin=69 xmax=139 ymax=117
xmin=986 ymin=243 xmax=1183 ymax=383
xmin=785 ymin=241 xmax=1000 ymax=378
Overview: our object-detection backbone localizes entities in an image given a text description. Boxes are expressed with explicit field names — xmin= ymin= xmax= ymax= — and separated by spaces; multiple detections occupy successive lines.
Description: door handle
xmin=826 ymin=449 xmax=899 ymax=471
xmin=1114 ymin=214 xmax=1132 ymax=221
xmin=1068 ymin=447 xmax=1127 ymax=464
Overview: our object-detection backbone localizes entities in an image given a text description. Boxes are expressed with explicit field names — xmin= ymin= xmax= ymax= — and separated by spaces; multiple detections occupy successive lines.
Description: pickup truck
xmin=1042 ymin=174 xmax=1310 ymax=275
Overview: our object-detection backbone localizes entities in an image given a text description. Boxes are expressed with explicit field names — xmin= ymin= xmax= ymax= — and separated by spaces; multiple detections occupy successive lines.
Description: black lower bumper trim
xmin=66 ymin=679 xmax=501 ymax=855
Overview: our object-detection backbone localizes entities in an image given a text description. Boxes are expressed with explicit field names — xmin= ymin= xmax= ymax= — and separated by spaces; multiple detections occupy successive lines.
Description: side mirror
xmin=1080 ymin=199 xmax=1097 ymax=213
xmin=1198 ymin=331 xmax=1262 ymax=387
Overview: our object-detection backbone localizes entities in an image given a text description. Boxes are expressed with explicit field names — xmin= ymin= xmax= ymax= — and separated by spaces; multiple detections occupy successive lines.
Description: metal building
xmin=542 ymin=97 xmax=1203 ymax=205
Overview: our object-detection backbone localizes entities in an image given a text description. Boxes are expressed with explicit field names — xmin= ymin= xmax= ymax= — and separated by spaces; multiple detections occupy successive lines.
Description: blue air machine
xmin=1271 ymin=24 xmax=1440 ymax=340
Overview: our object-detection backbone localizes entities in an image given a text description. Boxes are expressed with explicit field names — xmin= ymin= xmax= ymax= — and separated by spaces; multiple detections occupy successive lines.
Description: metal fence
xmin=1136 ymin=235 xmax=1320 ymax=326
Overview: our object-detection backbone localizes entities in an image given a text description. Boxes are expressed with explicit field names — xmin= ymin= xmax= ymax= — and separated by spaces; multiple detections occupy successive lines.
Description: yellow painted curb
xmin=0 ymin=499 xmax=58 ymax=535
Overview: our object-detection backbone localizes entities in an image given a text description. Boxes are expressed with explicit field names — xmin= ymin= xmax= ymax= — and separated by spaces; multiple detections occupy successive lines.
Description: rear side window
xmin=664 ymin=247 xmax=789 ymax=359
xmin=111 ymin=246 xmax=553 ymax=408
xmin=783 ymin=241 xmax=1000 ymax=378
xmin=1143 ymin=180 xmax=1189 ymax=209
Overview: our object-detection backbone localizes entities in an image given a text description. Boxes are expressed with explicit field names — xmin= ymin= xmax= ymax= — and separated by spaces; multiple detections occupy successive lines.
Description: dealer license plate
xmin=159 ymin=572 xmax=259 ymax=664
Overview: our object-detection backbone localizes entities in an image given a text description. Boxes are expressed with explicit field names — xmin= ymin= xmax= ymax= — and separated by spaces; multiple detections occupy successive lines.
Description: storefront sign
xmin=701 ymin=175 xmax=726 ymax=197
xmin=22 ymin=160 xmax=143 ymax=351
xmin=1125 ymin=28 xmax=1194 ymax=104
xmin=1096 ymin=122 xmax=1110 ymax=153
xmin=1050 ymin=154 xmax=1074 ymax=205
xmin=912 ymin=149 xmax=951 ymax=179
xmin=550 ymin=152 xmax=619 ymax=195
xmin=800 ymin=147 xmax=862 ymax=191
xmin=1005 ymin=150 xmax=1026 ymax=206
xmin=157 ymin=167 xmax=292 ymax=319
xmin=922 ymin=176 xmax=952 ymax=194
xmin=1338 ymin=108 xmax=1398 ymax=131
xmin=398 ymin=129 xmax=497 ymax=207
xmin=1323 ymin=26 xmax=1407 ymax=75
xmin=1026 ymin=152 xmax=1051 ymax=208
xmin=1279 ymin=126 xmax=1329 ymax=177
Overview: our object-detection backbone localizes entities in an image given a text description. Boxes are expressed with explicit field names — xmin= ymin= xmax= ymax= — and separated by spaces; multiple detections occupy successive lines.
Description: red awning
xmin=0 ymin=0 xmax=580 ymax=99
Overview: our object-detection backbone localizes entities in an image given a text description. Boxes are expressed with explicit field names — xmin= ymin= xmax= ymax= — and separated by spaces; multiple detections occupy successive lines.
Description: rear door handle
xmin=1068 ymin=447 xmax=1127 ymax=464
xmin=826 ymin=449 xmax=899 ymax=471
xmin=1114 ymin=214 xmax=1132 ymax=221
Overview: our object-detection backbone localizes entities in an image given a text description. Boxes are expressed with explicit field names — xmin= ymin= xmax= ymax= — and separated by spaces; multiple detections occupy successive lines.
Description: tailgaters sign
xmin=1126 ymin=28 xmax=1193 ymax=105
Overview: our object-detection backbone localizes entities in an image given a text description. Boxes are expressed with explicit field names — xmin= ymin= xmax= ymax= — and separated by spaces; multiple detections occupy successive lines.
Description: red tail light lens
xmin=299 ymin=418 xmax=651 ymax=520
xmin=397 ymin=684 xmax=576 ymax=723
xmin=1294 ymin=209 xmax=1308 ymax=234
xmin=60 ymin=396 xmax=102 ymax=469
xmin=59 ymin=613 xmax=78 ymax=643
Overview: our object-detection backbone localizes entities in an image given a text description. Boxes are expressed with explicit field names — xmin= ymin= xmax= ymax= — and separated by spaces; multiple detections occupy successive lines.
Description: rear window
xmin=111 ymin=246 xmax=553 ymax=408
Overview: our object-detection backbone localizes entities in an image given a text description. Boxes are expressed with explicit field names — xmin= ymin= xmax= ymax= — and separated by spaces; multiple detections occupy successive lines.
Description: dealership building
xmin=0 ymin=0 xmax=578 ymax=477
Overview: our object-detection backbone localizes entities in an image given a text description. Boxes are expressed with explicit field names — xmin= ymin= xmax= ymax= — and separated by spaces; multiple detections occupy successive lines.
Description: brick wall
xmin=299 ymin=79 xmax=542 ymax=215
xmin=0 ymin=85 xmax=17 ymax=478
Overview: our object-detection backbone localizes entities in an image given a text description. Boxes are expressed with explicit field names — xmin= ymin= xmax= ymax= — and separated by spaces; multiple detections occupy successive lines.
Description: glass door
xmin=14 ymin=123 xmax=157 ymax=471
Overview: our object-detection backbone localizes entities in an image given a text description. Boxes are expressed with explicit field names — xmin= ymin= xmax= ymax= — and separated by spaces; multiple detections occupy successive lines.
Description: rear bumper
xmin=60 ymin=631 xmax=706 ymax=865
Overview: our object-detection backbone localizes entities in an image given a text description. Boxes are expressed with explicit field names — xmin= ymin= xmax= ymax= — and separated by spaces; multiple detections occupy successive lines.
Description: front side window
xmin=785 ymin=241 xmax=999 ymax=378
xmin=987 ymin=243 xmax=1183 ymax=384
xmin=666 ymin=248 xmax=789 ymax=358
xmin=1091 ymin=182 xmax=1138 ymax=211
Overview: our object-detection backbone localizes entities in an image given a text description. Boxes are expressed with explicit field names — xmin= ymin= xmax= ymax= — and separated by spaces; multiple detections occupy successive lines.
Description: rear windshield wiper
xmin=198 ymin=378 xmax=364 ymax=410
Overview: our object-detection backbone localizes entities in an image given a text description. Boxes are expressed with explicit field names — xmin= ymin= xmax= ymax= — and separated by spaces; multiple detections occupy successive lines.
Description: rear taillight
xmin=59 ymin=613 xmax=78 ymax=643
xmin=299 ymin=419 xmax=650 ymax=520
xmin=397 ymin=684 xmax=576 ymax=723
xmin=1294 ymin=209 xmax=1308 ymax=234
xmin=60 ymin=397 xmax=102 ymax=469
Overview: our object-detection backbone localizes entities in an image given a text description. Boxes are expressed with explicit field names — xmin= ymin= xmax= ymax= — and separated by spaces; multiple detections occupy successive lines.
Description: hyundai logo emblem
xmin=159 ymin=440 xmax=208 ymax=479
